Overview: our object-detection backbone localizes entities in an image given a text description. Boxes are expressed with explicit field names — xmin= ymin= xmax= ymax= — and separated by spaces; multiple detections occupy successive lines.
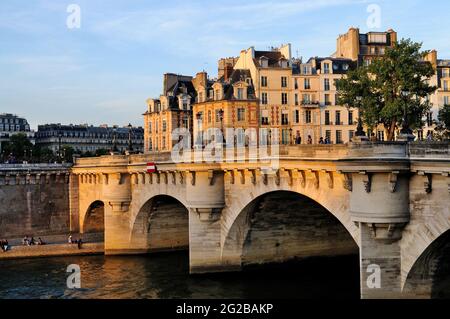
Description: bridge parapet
xmin=409 ymin=142 xmax=450 ymax=159
xmin=0 ymin=163 xmax=71 ymax=185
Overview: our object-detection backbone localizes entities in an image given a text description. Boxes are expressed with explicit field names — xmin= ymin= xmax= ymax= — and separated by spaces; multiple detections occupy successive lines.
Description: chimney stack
xmin=224 ymin=64 xmax=233 ymax=81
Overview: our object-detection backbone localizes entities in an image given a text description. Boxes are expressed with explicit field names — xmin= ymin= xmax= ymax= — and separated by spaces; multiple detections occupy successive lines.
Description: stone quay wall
xmin=0 ymin=164 xmax=72 ymax=238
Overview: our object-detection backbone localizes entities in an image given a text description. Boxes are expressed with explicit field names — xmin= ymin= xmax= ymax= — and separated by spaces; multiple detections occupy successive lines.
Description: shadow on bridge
xmin=222 ymin=191 xmax=359 ymax=270
xmin=130 ymin=195 xmax=189 ymax=253
xmin=404 ymin=229 xmax=450 ymax=298
xmin=84 ymin=200 xmax=105 ymax=236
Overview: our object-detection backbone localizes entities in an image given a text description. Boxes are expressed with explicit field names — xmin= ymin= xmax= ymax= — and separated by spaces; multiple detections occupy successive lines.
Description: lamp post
xmin=111 ymin=127 xmax=118 ymax=154
xmin=397 ymin=89 xmax=415 ymax=142
xmin=355 ymin=96 xmax=366 ymax=137
xmin=400 ymin=90 xmax=413 ymax=135
xmin=196 ymin=112 xmax=203 ymax=148
xmin=127 ymin=123 xmax=134 ymax=153
xmin=58 ymin=131 xmax=62 ymax=163
xmin=218 ymin=109 xmax=225 ymax=146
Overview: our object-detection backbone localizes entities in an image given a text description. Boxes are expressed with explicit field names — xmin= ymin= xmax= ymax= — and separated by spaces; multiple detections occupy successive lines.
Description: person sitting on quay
xmin=68 ymin=234 xmax=74 ymax=244
xmin=22 ymin=235 xmax=29 ymax=246
xmin=37 ymin=237 xmax=46 ymax=245
xmin=29 ymin=237 xmax=36 ymax=246
xmin=1 ymin=239 xmax=9 ymax=252
xmin=77 ymin=238 xmax=83 ymax=250
xmin=319 ymin=137 xmax=324 ymax=144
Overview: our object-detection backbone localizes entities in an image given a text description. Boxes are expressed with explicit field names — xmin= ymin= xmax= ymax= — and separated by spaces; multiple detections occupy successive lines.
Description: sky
xmin=0 ymin=0 xmax=449 ymax=130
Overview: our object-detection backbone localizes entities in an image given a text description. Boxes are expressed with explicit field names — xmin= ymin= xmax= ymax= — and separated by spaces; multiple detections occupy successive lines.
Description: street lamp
xmin=355 ymin=96 xmax=366 ymax=137
xmin=218 ymin=109 xmax=225 ymax=145
xmin=127 ymin=123 xmax=134 ymax=152
xmin=195 ymin=112 xmax=203 ymax=148
xmin=111 ymin=127 xmax=118 ymax=153
xmin=400 ymin=90 xmax=413 ymax=135
xmin=58 ymin=130 xmax=63 ymax=163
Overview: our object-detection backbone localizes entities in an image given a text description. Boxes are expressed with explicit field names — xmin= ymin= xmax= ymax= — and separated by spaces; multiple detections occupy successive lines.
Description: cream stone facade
xmin=234 ymin=45 xmax=294 ymax=144
xmin=422 ymin=50 xmax=450 ymax=139
xmin=144 ymin=27 xmax=447 ymax=150
xmin=192 ymin=68 xmax=259 ymax=147
xmin=144 ymin=74 xmax=195 ymax=152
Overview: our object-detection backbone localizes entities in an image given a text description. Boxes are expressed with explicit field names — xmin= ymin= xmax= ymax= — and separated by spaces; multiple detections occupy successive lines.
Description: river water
xmin=0 ymin=252 xmax=360 ymax=299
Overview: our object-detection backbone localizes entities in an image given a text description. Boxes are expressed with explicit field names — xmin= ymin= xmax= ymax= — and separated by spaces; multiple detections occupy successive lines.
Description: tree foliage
xmin=337 ymin=39 xmax=437 ymax=141
xmin=1 ymin=133 xmax=33 ymax=162
xmin=435 ymin=104 xmax=450 ymax=140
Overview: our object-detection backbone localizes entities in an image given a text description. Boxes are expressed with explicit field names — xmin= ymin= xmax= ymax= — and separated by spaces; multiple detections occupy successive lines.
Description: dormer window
xmin=237 ymin=88 xmax=244 ymax=100
xmin=324 ymin=63 xmax=330 ymax=74
xmin=279 ymin=59 xmax=288 ymax=68
xmin=212 ymin=83 xmax=223 ymax=101
xmin=303 ymin=65 xmax=311 ymax=75
xmin=259 ymin=56 xmax=269 ymax=68
xmin=180 ymin=96 xmax=189 ymax=110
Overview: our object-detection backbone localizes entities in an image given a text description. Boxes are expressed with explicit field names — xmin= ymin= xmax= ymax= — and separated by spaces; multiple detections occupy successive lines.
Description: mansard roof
xmin=254 ymin=50 xmax=287 ymax=67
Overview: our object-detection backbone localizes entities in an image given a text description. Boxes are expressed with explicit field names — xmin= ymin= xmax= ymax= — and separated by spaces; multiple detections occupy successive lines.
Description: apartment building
xmin=35 ymin=124 xmax=144 ymax=154
xmin=335 ymin=27 xmax=397 ymax=66
xmin=234 ymin=44 xmax=294 ymax=144
xmin=144 ymin=73 xmax=196 ymax=152
xmin=192 ymin=68 xmax=259 ymax=147
xmin=422 ymin=50 xmax=450 ymax=139
xmin=0 ymin=113 xmax=34 ymax=155
xmin=144 ymin=27 xmax=446 ymax=147
xmin=291 ymin=59 xmax=321 ymax=144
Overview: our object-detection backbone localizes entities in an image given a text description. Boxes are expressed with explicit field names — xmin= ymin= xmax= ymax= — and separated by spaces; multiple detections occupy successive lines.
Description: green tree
xmin=61 ymin=145 xmax=75 ymax=163
xmin=337 ymin=39 xmax=437 ymax=141
xmin=2 ymin=133 xmax=33 ymax=162
xmin=435 ymin=105 xmax=450 ymax=140
xmin=336 ymin=66 xmax=379 ymax=132
xmin=33 ymin=146 xmax=56 ymax=163
xmin=81 ymin=151 xmax=94 ymax=158
xmin=95 ymin=148 xmax=109 ymax=157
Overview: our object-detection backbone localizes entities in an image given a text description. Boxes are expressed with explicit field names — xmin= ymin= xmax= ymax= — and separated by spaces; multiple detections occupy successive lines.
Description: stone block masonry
xmin=0 ymin=164 xmax=72 ymax=238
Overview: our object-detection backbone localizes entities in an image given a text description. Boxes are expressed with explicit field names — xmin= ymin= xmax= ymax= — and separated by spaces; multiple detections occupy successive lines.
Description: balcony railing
xmin=301 ymin=101 xmax=320 ymax=107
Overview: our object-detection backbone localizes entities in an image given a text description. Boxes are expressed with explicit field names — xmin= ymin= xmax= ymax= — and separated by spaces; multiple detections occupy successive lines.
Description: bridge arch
xmin=81 ymin=200 xmax=105 ymax=234
xmin=130 ymin=194 xmax=189 ymax=253
xmin=221 ymin=190 xmax=359 ymax=268
xmin=403 ymin=229 xmax=450 ymax=298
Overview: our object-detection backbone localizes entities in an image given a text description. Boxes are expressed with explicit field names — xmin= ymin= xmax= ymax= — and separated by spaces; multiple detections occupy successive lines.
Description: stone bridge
xmin=70 ymin=142 xmax=450 ymax=299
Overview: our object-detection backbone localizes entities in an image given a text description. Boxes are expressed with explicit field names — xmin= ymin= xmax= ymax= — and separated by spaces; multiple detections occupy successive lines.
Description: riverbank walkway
xmin=0 ymin=233 xmax=104 ymax=260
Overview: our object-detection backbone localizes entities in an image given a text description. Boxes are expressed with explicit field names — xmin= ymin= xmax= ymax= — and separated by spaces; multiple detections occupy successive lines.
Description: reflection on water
xmin=0 ymin=252 xmax=359 ymax=299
